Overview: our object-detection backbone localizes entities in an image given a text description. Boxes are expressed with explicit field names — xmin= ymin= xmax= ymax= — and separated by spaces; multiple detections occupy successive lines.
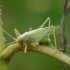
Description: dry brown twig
xmin=60 ymin=0 xmax=70 ymax=70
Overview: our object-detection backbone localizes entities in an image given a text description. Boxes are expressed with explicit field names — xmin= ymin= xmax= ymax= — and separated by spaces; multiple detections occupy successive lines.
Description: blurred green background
xmin=1 ymin=0 xmax=70 ymax=70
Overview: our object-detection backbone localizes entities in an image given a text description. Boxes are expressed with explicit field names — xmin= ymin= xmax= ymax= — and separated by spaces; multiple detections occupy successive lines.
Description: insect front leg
xmin=18 ymin=40 xmax=27 ymax=53
xmin=23 ymin=42 xmax=39 ymax=53
xmin=23 ymin=42 xmax=27 ymax=53
xmin=14 ymin=29 xmax=21 ymax=38
xmin=39 ymin=17 xmax=51 ymax=28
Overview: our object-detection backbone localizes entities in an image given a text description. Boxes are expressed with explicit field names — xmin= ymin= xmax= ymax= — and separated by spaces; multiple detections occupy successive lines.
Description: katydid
xmin=3 ymin=17 xmax=60 ymax=53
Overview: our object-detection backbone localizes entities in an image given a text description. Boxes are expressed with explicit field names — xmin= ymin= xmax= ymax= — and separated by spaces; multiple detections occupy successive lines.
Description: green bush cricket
xmin=3 ymin=17 xmax=60 ymax=53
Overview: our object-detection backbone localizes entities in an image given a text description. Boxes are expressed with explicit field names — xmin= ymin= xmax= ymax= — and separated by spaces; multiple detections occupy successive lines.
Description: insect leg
xmin=43 ymin=25 xmax=57 ymax=49
xmin=29 ymin=28 xmax=32 ymax=31
xmin=48 ymin=17 xmax=51 ymax=38
xmin=30 ymin=43 xmax=39 ymax=47
xmin=23 ymin=42 xmax=27 ymax=53
xmin=14 ymin=29 xmax=21 ymax=38
xmin=39 ymin=17 xmax=50 ymax=28
xmin=51 ymin=25 xmax=57 ymax=48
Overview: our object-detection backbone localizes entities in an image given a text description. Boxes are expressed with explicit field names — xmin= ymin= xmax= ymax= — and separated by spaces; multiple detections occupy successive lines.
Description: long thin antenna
xmin=3 ymin=30 xmax=17 ymax=41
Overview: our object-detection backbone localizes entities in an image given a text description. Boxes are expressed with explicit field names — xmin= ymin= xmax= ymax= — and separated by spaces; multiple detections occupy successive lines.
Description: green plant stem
xmin=0 ymin=43 xmax=22 ymax=70
xmin=0 ymin=43 xmax=22 ymax=60
xmin=31 ymin=46 xmax=70 ymax=66
xmin=0 ymin=23 xmax=5 ymax=52
xmin=0 ymin=43 xmax=70 ymax=67
xmin=0 ymin=59 xmax=9 ymax=70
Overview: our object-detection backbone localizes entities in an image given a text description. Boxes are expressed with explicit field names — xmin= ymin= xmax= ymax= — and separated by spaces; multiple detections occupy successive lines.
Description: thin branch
xmin=1 ymin=43 xmax=70 ymax=66
xmin=60 ymin=0 xmax=70 ymax=70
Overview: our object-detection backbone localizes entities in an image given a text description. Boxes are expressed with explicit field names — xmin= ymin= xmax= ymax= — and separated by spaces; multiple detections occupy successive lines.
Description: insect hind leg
xmin=39 ymin=17 xmax=51 ymax=28
xmin=39 ymin=17 xmax=51 ymax=39
xmin=51 ymin=25 xmax=57 ymax=49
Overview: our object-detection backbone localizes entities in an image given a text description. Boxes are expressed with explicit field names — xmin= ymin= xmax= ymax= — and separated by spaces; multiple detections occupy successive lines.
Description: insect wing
xmin=34 ymin=26 xmax=60 ymax=43
xmin=44 ymin=26 xmax=60 ymax=36
xmin=17 ymin=26 xmax=60 ymax=43
xmin=17 ymin=28 xmax=46 ymax=43
xmin=26 ymin=28 xmax=47 ymax=43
